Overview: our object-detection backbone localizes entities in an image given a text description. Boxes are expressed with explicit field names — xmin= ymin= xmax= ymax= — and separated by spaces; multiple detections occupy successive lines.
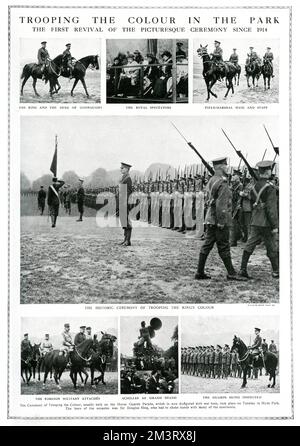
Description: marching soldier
xmin=74 ymin=326 xmax=86 ymax=345
xmin=229 ymin=48 xmax=239 ymax=66
xmin=76 ymin=178 xmax=85 ymax=222
xmin=47 ymin=177 xmax=65 ymax=228
xmin=208 ymin=346 xmax=215 ymax=378
xmin=37 ymin=185 xmax=46 ymax=215
xmin=62 ymin=43 xmax=74 ymax=79
xmin=37 ymin=41 xmax=50 ymax=78
xmin=40 ymin=334 xmax=53 ymax=357
xmin=118 ymin=162 xmax=133 ymax=246
xmin=195 ymin=157 xmax=245 ymax=281
xmin=239 ymin=161 xmax=279 ymax=279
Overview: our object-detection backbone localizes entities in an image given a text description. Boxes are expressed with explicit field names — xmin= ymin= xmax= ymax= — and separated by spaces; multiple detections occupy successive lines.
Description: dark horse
xmin=233 ymin=64 xmax=241 ymax=86
xmin=55 ymin=55 xmax=99 ymax=98
xmin=197 ymin=44 xmax=239 ymax=101
xmin=245 ymin=58 xmax=261 ymax=88
xmin=21 ymin=344 xmax=33 ymax=385
xmin=261 ymin=59 xmax=273 ymax=90
xmin=31 ymin=343 xmax=42 ymax=381
xmin=20 ymin=54 xmax=63 ymax=98
xmin=90 ymin=332 xmax=117 ymax=386
xmin=231 ymin=336 xmax=278 ymax=389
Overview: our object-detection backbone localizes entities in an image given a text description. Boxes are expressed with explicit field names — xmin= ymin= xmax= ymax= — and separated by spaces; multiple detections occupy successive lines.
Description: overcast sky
xmin=21 ymin=316 xmax=117 ymax=346
xmin=194 ymin=38 xmax=279 ymax=65
xmin=181 ymin=315 xmax=279 ymax=347
xmin=21 ymin=115 xmax=278 ymax=182
xmin=20 ymin=38 xmax=101 ymax=64
xmin=120 ymin=316 xmax=177 ymax=357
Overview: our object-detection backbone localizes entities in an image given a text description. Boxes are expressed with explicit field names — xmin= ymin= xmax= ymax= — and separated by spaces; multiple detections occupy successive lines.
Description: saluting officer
xmin=195 ymin=157 xmax=245 ymax=281
xmin=240 ymin=160 xmax=279 ymax=279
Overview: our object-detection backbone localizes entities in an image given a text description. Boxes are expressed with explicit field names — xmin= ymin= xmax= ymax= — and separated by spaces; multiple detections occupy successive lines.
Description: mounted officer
xmin=74 ymin=326 xmax=86 ymax=345
xmin=40 ymin=334 xmax=53 ymax=357
xmin=263 ymin=47 xmax=275 ymax=77
xmin=239 ymin=160 xmax=279 ymax=279
xmin=195 ymin=157 xmax=245 ymax=281
xmin=37 ymin=41 xmax=51 ymax=79
xmin=250 ymin=327 xmax=263 ymax=365
xmin=21 ymin=333 xmax=32 ymax=352
xmin=229 ymin=48 xmax=239 ymax=66
xmin=62 ymin=43 xmax=75 ymax=79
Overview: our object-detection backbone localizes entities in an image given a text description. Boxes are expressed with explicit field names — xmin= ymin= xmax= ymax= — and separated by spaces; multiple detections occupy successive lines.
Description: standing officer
xmin=118 ymin=162 xmax=133 ymax=246
xmin=195 ymin=157 xmax=245 ymax=281
xmin=76 ymin=178 xmax=85 ymax=222
xmin=47 ymin=177 xmax=65 ymax=228
xmin=239 ymin=160 xmax=279 ymax=279
xmin=37 ymin=185 xmax=46 ymax=215
xmin=37 ymin=41 xmax=50 ymax=78
xmin=74 ymin=326 xmax=86 ymax=345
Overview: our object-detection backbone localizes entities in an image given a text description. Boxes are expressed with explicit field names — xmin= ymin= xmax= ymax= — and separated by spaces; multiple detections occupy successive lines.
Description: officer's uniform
xmin=40 ymin=337 xmax=53 ymax=356
xmin=37 ymin=43 xmax=50 ymax=72
xmin=47 ymin=178 xmax=65 ymax=227
xmin=263 ymin=50 xmax=274 ymax=67
xmin=61 ymin=326 xmax=73 ymax=355
xmin=269 ymin=342 xmax=278 ymax=354
xmin=119 ymin=162 xmax=133 ymax=246
xmin=74 ymin=328 xmax=86 ymax=346
xmin=62 ymin=44 xmax=74 ymax=75
xmin=229 ymin=51 xmax=239 ymax=66
xmin=77 ymin=180 xmax=85 ymax=221
xmin=212 ymin=44 xmax=223 ymax=62
xmin=21 ymin=337 xmax=32 ymax=352
xmin=37 ymin=188 xmax=46 ymax=215
xmin=251 ymin=329 xmax=262 ymax=356
xmin=214 ymin=346 xmax=222 ymax=378
xmin=240 ymin=161 xmax=279 ymax=278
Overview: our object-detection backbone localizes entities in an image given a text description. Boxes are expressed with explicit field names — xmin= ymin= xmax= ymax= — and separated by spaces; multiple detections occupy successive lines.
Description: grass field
xmin=20 ymin=211 xmax=279 ymax=304
xmin=181 ymin=374 xmax=280 ymax=393
xmin=21 ymin=371 xmax=118 ymax=395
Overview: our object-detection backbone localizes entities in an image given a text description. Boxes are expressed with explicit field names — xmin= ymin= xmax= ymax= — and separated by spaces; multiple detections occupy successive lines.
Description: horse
xmin=231 ymin=336 xmax=278 ymax=389
xmin=55 ymin=55 xmax=99 ymax=98
xmin=20 ymin=54 xmax=63 ymax=98
xmin=233 ymin=64 xmax=241 ymax=86
xmin=21 ymin=344 xmax=33 ymax=385
xmin=89 ymin=332 xmax=117 ymax=386
xmin=245 ymin=58 xmax=261 ymax=88
xmin=43 ymin=349 xmax=68 ymax=390
xmin=30 ymin=343 xmax=42 ymax=381
xmin=261 ymin=59 xmax=273 ymax=90
xmin=197 ymin=45 xmax=238 ymax=101
xmin=69 ymin=339 xmax=95 ymax=389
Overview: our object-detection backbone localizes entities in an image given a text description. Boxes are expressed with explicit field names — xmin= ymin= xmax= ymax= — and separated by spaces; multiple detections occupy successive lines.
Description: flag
xmin=50 ymin=135 xmax=58 ymax=176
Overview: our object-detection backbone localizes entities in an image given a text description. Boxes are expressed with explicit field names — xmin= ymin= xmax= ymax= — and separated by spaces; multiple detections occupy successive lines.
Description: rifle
xmin=263 ymin=125 xmax=279 ymax=157
xmin=171 ymin=122 xmax=215 ymax=176
xmin=221 ymin=129 xmax=259 ymax=181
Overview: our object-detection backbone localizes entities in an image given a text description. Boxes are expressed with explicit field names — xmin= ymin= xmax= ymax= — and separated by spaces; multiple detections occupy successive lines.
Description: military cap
xmin=211 ymin=345 xmax=214 ymax=348
xmin=133 ymin=50 xmax=141 ymax=54
xmin=267 ymin=47 xmax=271 ymax=50
xmin=64 ymin=323 xmax=70 ymax=328
xmin=52 ymin=177 xmax=58 ymax=182
xmin=271 ymin=339 xmax=274 ymax=342
xmin=217 ymin=345 xmax=222 ymax=349
xmin=214 ymin=40 xmax=221 ymax=44
xmin=66 ymin=43 xmax=71 ymax=46
xmin=212 ymin=157 xmax=227 ymax=167
xmin=41 ymin=41 xmax=47 ymax=44
xmin=80 ymin=325 xmax=86 ymax=329
xmin=127 ymin=53 xmax=135 ymax=59
xmin=249 ymin=46 xmax=254 ymax=49
xmin=233 ymin=48 xmax=237 ymax=50
xmin=78 ymin=178 xmax=84 ymax=182
xmin=161 ymin=50 xmax=172 ymax=58
xmin=86 ymin=326 xmax=91 ymax=330
xmin=225 ymin=344 xmax=229 ymax=348
xmin=256 ymin=160 xmax=274 ymax=172
xmin=45 ymin=334 xmax=49 ymax=337
xmin=24 ymin=333 xmax=28 ymax=337
xmin=255 ymin=327 xmax=261 ymax=332
xmin=121 ymin=162 xmax=132 ymax=169
xmin=177 ymin=42 xmax=184 ymax=46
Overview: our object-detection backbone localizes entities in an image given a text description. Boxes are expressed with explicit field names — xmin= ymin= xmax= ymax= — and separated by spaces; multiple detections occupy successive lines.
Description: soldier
xmin=60 ymin=323 xmax=73 ymax=362
xmin=209 ymin=346 xmax=215 ymax=378
xmin=269 ymin=340 xmax=278 ymax=354
xmin=139 ymin=321 xmax=152 ymax=350
xmin=230 ymin=170 xmax=243 ymax=247
xmin=85 ymin=327 xmax=92 ymax=340
xmin=214 ymin=345 xmax=222 ymax=379
xmin=245 ymin=46 xmax=260 ymax=73
xmin=204 ymin=347 xmax=209 ymax=377
xmin=118 ymin=162 xmax=133 ymax=246
xmin=262 ymin=338 xmax=268 ymax=352
xmin=195 ymin=157 xmax=245 ymax=281
xmin=76 ymin=178 xmax=85 ymax=222
xmin=263 ymin=47 xmax=274 ymax=75
xmin=37 ymin=41 xmax=50 ymax=79
xmin=231 ymin=348 xmax=239 ymax=378
xmin=229 ymin=48 xmax=239 ymax=66
xmin=239 ymin=161 xmax=279 ymax=279
xmin=37 ymin=185 xmax=46 ymax=215
xmin=47 ymin=177 xmax=65 ymax=228
xmin=21 ymin=333 xmax=32 ymax=352
xmin=224 ymin=345 xmax=231 ymax=378
xmin=62 ymin=43 xmax=74 ymax=79
xmin=212 ymin=40 xmax=223 ymax=63
xmin=250 ymin=327 xmax=262 ymax=366
xmin=40 ymin=334 xmax=53 ymax=357
xmin=74 ymin=326 xmax=86 ymax=345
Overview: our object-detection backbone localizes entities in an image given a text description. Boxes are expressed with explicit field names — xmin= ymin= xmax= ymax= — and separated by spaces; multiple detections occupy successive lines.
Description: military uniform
xmin=77 ymin=180 xmax=85 ymax=221
xmin=74 ymin=329 xmax=86 ymax=346
xmin=119 ymin=162 xmax=133 ymax=246
xmin=251 ymin=329 xmax=262 ymax=360
xmin=212 ymin=44 xmax=223 ymax=62
xmin=62 ymin=44 xmax=74 ymax=76
xmin=47 ymin=178 xmax=65 ymax=227
xmin=21 ymin=336 xmax=32 ymax=352
xmin=37 ymin=187 xmax=46 ymax=215
xmin=61 ymin=326 xmax=73 ymax=355
xmin=240 ymin=161 xmax=279 ymax=278
xmin=269 ymin=342 xmax=278 ymax=354
xmin=263 ymin=50 xmax=274 ymax=67
xmin=37 ymin=43 xmax=50 ymax=72
xmin=214 ymin=346 xmax=222 ymax=378
xmin=229 ymin=50 xmax=239 ymax=66
xmin=196 ymin=158 xmax=243 ymax=281
xmin=40 ymin=337 xmax=53 ymax=356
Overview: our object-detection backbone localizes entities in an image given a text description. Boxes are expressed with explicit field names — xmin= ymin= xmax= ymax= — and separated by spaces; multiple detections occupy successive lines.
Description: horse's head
xmin=52 ymin=54 xmax=64 ymax=67
xmin=231 ymin=335 xmax=240 ymax=352
xmin=197 ymin=45 xmax=208 ymax=58
xmin=99 ymin=331 xmax=117 ymax=356
xmin=32 ymin=343 xmax=41 ymax=360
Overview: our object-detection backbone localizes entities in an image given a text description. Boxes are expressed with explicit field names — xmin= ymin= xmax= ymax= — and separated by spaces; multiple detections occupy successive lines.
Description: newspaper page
xmin=2 ymin=0 xmax=298 ymax=426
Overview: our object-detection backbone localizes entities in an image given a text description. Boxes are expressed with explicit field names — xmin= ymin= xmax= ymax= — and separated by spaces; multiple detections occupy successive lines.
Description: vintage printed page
xmin=1 ymin=0 xmax=300 ymax=427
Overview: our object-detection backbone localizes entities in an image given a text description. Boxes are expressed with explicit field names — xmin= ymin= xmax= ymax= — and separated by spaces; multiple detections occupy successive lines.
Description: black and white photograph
xmin=106 ymin=39 xmax=188 ymax=103
xmin=20 ymin=39 xmax=101 ymax=102
xmin=193 ymin=39 xmax=279 ymax=103
xmin=181 ymin=315 xmax=279 ymax=393
xmin=20 ymin=317 xmax=118 ymax=394
xmin=20 ymin=115 xmax=279 ymax=304
xmin=120 ymin=316 xmax=178 ymax=394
